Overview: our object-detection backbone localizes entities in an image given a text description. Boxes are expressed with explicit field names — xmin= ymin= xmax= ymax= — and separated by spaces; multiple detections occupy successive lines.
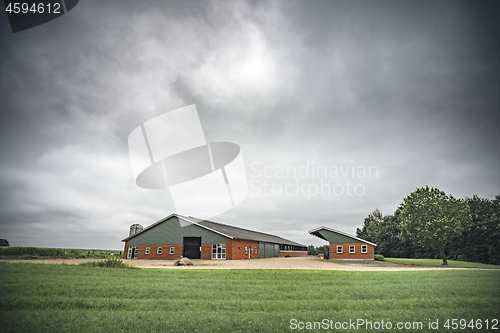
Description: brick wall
xmin=126 ymin=240 xmax=305 ymax=260
xmin=123 ymin=241 xmax=129 ymax=259
xmin=226 ymin=238 xmax=259 ymax=259
xmin=200 ymin=244 xmax=212 ymax=259
xmin=225 ymin=238 xmax=233 ymax=259
xmin=279 ymin=251 xmax=308 ymax=257
xmin=329 ymin=243 xmax=374 ymax=259
xmin=124 ymin=244 xmax=214 ymax=260
xmin=135 ymin=244 xmax=183 ymax=259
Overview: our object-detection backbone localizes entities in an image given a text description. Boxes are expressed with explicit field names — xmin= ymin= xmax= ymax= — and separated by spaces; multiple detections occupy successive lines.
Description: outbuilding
xmin=309 ymin=226 xmax=376 ymax=260
xmin=122 ymin=213 xmax=307 ymax=260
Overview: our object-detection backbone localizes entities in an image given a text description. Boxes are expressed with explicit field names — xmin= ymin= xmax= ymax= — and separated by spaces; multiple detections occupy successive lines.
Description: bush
xmin=80 ymin=258 xmax=137 ymax=269
xmin=374 ymin=254 xmax=385 ymax=261
xmin=65 ymin=249 xmax=86 ymax=258
xmin=21 ymin=254 xmax=37 ymax=259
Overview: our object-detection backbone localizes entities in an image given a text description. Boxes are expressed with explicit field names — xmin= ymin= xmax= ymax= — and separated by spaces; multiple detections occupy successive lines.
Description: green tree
xmin=316 ymin=245 xmax=330 ymax=255
xmin=357 ymin=209 xmax=416 ymax=257
xmin=448 ymin=195 xmax=500 ymax=264
xmin=399 ymin=186 xmax=471 ymax=265
xmin=356 ymin=208 xmax=383 ymax=244
xmin=376 ymin=211 xmax=416 ymax=258
xmin=307 ymin=245 xmax=318 ymax=256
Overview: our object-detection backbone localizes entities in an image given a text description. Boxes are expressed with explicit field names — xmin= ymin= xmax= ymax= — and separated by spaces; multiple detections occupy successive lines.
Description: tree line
xmin=307 ymin=245 xmax=330 ymax=256
xmin=356 ymin=186 xmax=499 ymax=265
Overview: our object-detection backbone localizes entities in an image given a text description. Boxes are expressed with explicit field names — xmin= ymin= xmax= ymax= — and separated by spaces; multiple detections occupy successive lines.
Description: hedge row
xmin=0 ymin=247 xmax=66 ymax=257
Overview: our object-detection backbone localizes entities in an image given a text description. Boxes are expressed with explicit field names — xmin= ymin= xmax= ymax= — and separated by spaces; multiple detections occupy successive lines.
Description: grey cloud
xmin=0 ymin=0 xmax=498 ymax=249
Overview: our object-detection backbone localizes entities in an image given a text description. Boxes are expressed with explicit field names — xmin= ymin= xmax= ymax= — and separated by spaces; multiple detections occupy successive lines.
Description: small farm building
xmin=122 ymin=213 xmax=307 ymax=260
xmin=309 ymin=226 xmax=376 ymax=260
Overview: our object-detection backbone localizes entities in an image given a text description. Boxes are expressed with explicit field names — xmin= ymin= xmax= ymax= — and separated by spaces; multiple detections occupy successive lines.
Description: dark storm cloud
xmin=0 ymin=0 xmax=498 ymax=248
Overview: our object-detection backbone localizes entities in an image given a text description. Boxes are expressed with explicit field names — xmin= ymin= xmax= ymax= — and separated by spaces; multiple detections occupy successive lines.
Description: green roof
xmin=123 ymin=213 xmax=306 ymax=247
xmin=309 ymin=226 xmax=376 ymax=246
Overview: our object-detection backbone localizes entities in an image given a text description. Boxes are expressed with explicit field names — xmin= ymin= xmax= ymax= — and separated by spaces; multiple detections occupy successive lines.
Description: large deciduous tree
xmin=448 ymin=195 xmax=500 ymax=264
xmin=357 ymin=209 xmax=415 ymax=258
xmin=399 ymin=186 xmax=471 ymax=265
xmin=356 ymin=208 xmax=383 ymax=243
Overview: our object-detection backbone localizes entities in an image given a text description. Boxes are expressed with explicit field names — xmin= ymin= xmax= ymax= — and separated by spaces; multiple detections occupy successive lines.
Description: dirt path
xmin=0 ymin=256 xmax=475 ymax=271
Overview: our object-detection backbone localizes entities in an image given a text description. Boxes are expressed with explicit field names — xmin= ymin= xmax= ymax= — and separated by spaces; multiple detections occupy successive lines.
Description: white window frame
xmin=170 ymin=247 xmax=175 ymax=255
xmin=157 ymin=247 xmax=162 ymax=255
xmin=127 ymin=246 xmax=138 ymax=259
xmin=361 ymin=245 xmax=367 ymax=253
xmin=245 ymin=247 xmax=248 ymax=254
xmin=212 ymin=244 xmax=226 ymax=259
xmin=349 ymin=245 xmax=355 ymax=253
xmin=145 ymin=247 xmax=150 ymax=255
xmin=337 ymin=245 xmax=343 ymax=254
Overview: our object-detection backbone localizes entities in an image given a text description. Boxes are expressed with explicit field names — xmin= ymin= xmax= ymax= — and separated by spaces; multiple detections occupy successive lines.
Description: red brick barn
xmin=122 ymin=213 xmax=307 ymax=260
xmin=309 ymin=226 xmax=376 ymax=260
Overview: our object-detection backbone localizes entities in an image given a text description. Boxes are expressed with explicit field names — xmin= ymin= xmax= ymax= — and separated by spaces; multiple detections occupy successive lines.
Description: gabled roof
xmin=122 ymin=213 xmax=306 ymax=247
xmin=308 ymin=226 xmax=377 ymax=247
xmin=121 ymin=212 xmax=178 ymax=242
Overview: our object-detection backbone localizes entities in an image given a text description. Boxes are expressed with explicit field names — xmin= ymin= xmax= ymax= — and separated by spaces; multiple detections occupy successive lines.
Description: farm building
xmin=309 ymin=226 xmax=376 ymax=260
xmin=122 ymin=213 xmax=307 ymax=260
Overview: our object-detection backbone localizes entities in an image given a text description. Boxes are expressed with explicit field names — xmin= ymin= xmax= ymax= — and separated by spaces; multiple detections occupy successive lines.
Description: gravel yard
xmin=1 ymin=255 xmax=473 ymax=271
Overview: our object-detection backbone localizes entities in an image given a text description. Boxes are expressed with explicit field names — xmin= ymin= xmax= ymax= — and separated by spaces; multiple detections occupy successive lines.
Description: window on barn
xmin=127 ymin=246 xmax=138 ymax=259
xmin=212 ymin=244 xmax=226 ymax=259
xmin=157 ymin=247 xmax=162 ymax=255
xmin=170 ymin=247 xmax=175 ymax=254
xmin=245 ymin=247 xmax=248 ymax=254
xmin=145 ymin=247 xmax=150 ymax=255
xmin=349 ymin=246 xmax=355 ymax=253
xmin=337 ymin=246 xmax=343 ymax=253
xmin=361 ymin=245 xmax=367 ymax=253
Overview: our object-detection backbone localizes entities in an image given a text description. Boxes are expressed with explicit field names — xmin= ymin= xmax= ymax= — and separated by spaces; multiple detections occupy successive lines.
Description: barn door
xmin=259 ymin=242 xmax=265 ymax=258
xmin=183 ymin=237 xmax=201 ymax=259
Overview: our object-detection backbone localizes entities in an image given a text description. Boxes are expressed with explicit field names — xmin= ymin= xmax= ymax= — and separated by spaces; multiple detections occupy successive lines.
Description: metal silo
xmin=129 ymin=224 xmax=143 ymax=237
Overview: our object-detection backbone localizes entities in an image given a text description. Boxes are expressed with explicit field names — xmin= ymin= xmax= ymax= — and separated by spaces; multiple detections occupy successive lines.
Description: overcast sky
xmin=1 ymin=0 xmax=499 ymax=250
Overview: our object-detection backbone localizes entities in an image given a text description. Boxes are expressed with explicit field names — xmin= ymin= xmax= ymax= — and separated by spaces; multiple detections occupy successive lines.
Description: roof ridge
xmin=198 ymin=219 xmax=289 ymax=238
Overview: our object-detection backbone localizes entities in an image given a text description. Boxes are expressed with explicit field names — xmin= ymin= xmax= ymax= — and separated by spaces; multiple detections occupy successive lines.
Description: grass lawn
xmin=0 ymin=263 xmax=499 ymax=332
xmin=384 ymin=258 xmax=500 ymax=269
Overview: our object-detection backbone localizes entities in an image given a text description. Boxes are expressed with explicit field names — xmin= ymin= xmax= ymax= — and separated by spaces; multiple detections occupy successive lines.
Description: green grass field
xmin=384 ymin=258 xmax=500 ymax=269
xmin=0 ymin=263 xmax=499 ymax=332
